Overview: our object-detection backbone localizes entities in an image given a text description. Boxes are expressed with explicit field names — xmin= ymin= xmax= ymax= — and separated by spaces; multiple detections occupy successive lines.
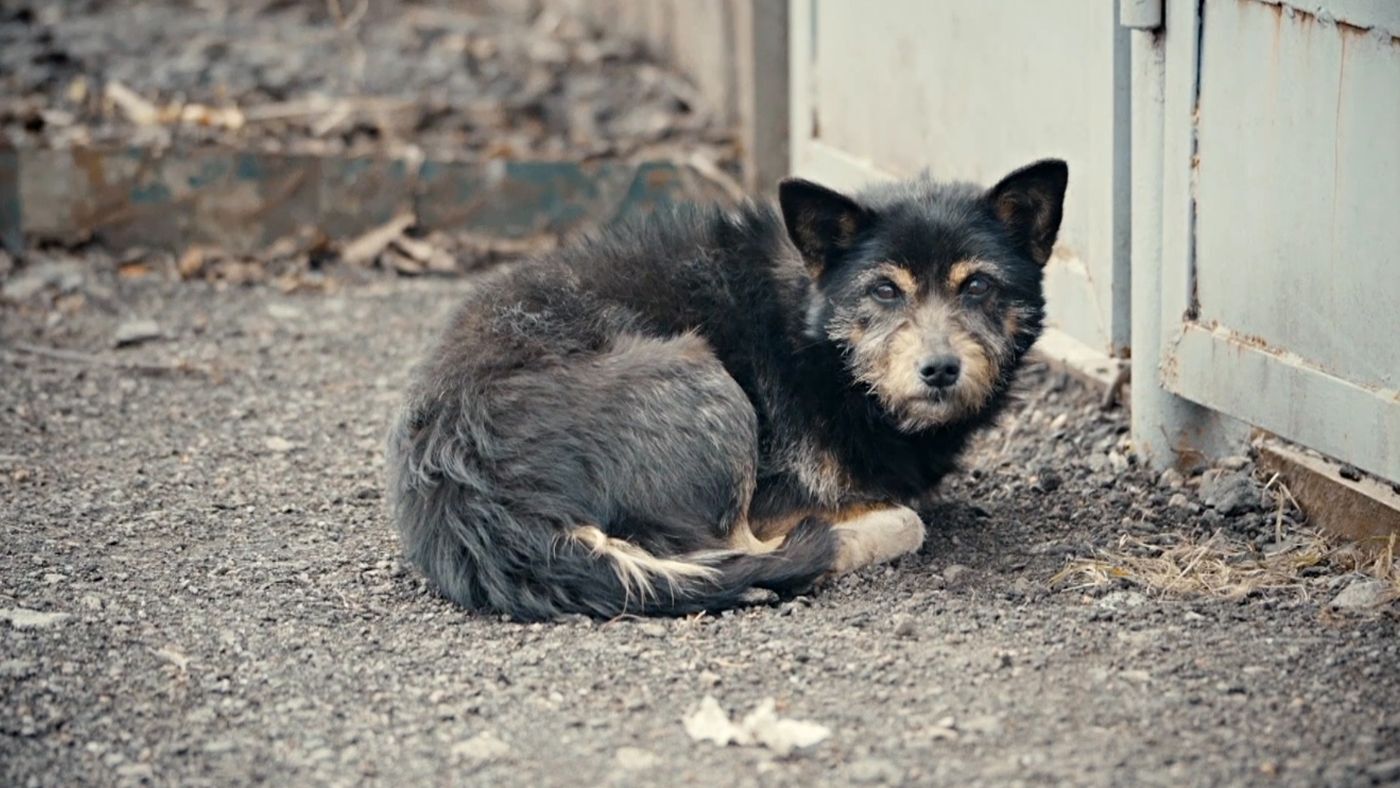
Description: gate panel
xmin=1159 ymin=0 xmax=1400 ymax=481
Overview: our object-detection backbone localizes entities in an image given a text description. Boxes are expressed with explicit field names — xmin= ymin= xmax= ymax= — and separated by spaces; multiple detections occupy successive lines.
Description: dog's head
xmin=780 ymin=160 xmax=1067 ymax=433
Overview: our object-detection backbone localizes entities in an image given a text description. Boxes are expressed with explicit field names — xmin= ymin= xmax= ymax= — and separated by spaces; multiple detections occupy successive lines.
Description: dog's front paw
xmin=829 ymin=506 xmax=926 ymax=576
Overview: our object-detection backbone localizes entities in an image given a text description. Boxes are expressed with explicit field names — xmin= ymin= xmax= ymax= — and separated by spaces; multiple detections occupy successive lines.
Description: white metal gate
xmin=1141 ymin=0 xmax=1400 ymax=481
xmin=791 ymin=0 xmax=1400 ymax=482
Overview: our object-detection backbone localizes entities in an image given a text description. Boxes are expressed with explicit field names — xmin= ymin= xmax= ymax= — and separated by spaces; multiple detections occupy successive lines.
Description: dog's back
xmin=387 ymin=204 xmax=836 ymax=621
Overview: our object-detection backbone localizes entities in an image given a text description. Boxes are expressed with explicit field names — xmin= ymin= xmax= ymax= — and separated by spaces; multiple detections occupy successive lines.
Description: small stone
xmin=0 ymin=607 xmax=71 ymax=629
xmin=960 ymin=714 xmax=1004 ymax=736
xmin=1167 ymin=493 xmax=1191 ymax=510
xmin=698 ymin=670 xmax=720 ymax=687
xmin=1099 ymin=590 xmax=1147 ymax=610
xmin=113 ymin=319 xmax=162 ymax=347
xmin=941 ymin=564 xmax=971 ymax=588
xmin=115 ymin=763 xmax=154 ymax=781
xmin=1328 ymin=578 xmax=1392 ymax=611
xmin=849 ymin=757 xmax=905 ymax=784
xmin=2 ymin=260 xmax=84 ymax=300
xmin=615 ymin=747 xmax=659 ymax=770
xmin=266 ymin=303 xmax=304 ymax=321
xmin=1367 ymin=758 xmax=1400 ymax=782
xmin=0 ymin=658 xmax=37 ymax=678
xmin=1107 ymin=450 xmax=1129 ymax=473
xmin=263 ymin=436 xmax=296 ymax=454
xmin=1158 ymin=468 xmax=1185 ymax=489
xmin=1218 ymin=455 xmax=1251 ymax=471
xmin=1039 ymin=469 xmax=1063 ymax=492
xmin=637 ymin=622 xmax=668 ymax=638
xmin=453 ymin=731 xmax=509 ymax=764
xmin=893 ymin=616 xmax=917 ymax=640
xmin=1198 ymin=471 xmax=1260 ymax=516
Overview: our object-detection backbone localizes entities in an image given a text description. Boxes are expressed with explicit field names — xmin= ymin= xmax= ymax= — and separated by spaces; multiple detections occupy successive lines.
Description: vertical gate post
xmin=735 ymin=0 xmax=790 ymax=192
xmin=1127 ymin=0 xmax=1247 ymax=471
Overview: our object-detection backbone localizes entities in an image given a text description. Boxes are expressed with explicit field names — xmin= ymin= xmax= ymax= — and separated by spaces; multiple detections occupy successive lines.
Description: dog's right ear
xmin=779 ymin=178 xmax=872 ymax=277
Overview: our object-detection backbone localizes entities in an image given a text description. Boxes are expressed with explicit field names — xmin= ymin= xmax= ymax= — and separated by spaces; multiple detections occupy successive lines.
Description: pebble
xmin=1158 ymin=468 xmax=1185 ymax=489
xmin=452 ymin=731 xmax=510 ymax=764
xmin=0 ymin=607 xmax=71 ymax=629
xmin=115 ymin=763 xmax=155 ymax=781
xmin=1328 ymin=578 xmax=1392 ymax=611
xmin=113 ymin=318 xmax=162 ymax=347
xmin=266 ymin=303 xmax=305 ymax=321
xmin=0 ymin=658 xmax=37 ymax=678
xmin=1198 ymin=471 xmax=1260 ymax=516
xmin=960 ymin=714 xmax=1004 ymax=736
xmin=848 ymin=757 xmax=905 ymax=784
xmin=263 ymin=436 xmax=296 ymax=453
xmin=893 ymin=616 xmax=918 ymax=640
xmin=637 ymin=622 xmax=668 ymax=638
xmin=1107 ymin=450 xmax=1129 ymax=473
xmin=2 ymin=260 xmax=84 ymax=300
xmin=1098 ymin=590 xmax=1147 ymax=610
xmin=614 ymin=747 xmax=659 ymax=770
xmin=1367 ymin=758 xmax=1400 ymax=782
xmin=941 ymin=564 xmax=971 ymax=589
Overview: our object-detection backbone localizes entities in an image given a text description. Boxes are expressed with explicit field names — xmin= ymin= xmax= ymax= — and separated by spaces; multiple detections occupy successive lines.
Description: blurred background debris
xmin=0 ymin=0 xmax=736 ymax=166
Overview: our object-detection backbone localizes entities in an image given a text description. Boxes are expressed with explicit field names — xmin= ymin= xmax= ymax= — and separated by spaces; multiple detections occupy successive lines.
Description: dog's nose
xmin=919 ymin=355 xmax=961 ymax=389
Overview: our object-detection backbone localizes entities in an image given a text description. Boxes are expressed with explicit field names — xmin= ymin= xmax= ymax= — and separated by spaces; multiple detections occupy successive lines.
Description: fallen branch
xmin=5 ymin=343 xmax=202 ymax=376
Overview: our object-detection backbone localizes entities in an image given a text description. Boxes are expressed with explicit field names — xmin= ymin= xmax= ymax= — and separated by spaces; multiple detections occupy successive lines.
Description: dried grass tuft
xmin=1052 ymin=474 xmax=1400 ymax=602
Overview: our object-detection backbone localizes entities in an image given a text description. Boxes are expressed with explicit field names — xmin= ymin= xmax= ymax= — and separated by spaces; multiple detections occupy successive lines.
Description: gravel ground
xmin=2 ymin=263 xmax=1398 ymax=787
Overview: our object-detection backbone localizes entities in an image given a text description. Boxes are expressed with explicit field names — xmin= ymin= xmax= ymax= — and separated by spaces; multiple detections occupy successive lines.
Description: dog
xmin=387 ymin=159 xmax=1067 ymax=620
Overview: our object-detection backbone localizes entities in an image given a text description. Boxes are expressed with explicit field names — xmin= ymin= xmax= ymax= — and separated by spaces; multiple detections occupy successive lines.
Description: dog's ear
xmin=985 ymin=159 xmax=1068 ymax=266
xmin=779 ymin=177 xmax=872 ymax=276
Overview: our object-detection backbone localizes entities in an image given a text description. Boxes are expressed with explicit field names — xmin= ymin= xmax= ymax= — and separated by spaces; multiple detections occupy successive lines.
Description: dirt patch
xmin=2 ymin=259 xmax=1398 ymax=786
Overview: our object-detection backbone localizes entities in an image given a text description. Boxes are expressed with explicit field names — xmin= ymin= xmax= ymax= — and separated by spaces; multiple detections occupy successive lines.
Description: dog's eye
xmin=869 ymin=280 xmax=902 ymax=303
xmin=962 ymin=275 xmax=994 ymax=300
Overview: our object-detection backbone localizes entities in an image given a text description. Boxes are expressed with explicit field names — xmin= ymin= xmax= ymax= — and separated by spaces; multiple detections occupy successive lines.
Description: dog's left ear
xmin=779 ymin=177 xmax=872 ymax=277
xmin=985 ymin=159 xmax=1068 ymax=266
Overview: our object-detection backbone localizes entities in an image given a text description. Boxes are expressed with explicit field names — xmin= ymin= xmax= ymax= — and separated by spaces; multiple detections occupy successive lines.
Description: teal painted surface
xmin=3 ymin=146 xmax=729 ymax=253
xmin=0 ymin=148 xmax=19 ymax=254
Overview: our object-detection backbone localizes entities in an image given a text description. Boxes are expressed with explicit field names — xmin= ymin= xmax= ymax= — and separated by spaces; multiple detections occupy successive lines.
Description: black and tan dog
xmin=387 ymin=159 xmax=1067 ymax=620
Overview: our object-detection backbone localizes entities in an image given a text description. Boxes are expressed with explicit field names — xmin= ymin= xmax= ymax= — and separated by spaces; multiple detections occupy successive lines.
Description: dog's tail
xmin=389 ymin=439 xmax=835 ymax=621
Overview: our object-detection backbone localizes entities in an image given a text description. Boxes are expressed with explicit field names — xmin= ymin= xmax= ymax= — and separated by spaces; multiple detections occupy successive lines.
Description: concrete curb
xmin=0 ymin=145 xmax=731 ymax=255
